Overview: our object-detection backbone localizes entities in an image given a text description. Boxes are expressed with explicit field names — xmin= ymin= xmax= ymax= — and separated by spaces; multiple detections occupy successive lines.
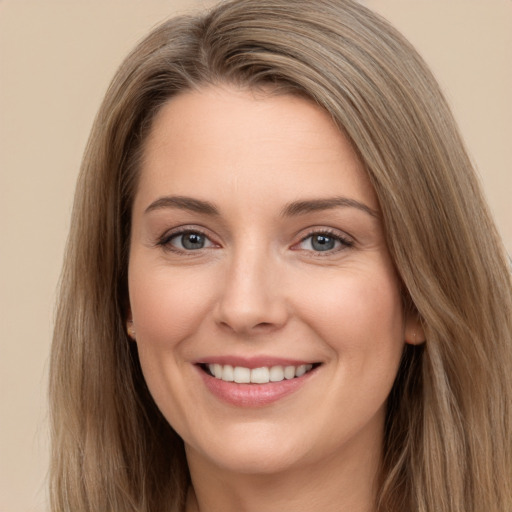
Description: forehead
xmin=136 ymin=85 xmax=377 ymax=213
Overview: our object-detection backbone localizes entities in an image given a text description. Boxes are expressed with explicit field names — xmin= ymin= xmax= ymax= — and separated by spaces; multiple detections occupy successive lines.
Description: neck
xmin=185 ymin=431 xmax=382 ymax=512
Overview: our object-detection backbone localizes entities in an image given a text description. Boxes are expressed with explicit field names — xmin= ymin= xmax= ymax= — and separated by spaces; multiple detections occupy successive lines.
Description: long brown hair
xmin=50 ymin=1 xmax=512 ymax=510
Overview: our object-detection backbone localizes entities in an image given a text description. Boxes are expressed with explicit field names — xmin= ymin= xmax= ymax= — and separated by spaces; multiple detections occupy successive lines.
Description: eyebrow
xmin=145 ymin=196 xmax=219 ymax=215
xmin=281 ymin=197 xmax=379 ymax=218
xmin=144 ymin=195 xmax=379 ymax=218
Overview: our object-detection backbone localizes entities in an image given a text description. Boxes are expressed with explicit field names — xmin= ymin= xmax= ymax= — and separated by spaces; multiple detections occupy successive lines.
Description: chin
xmin=184 ymin=424 xmax=312 ymax=476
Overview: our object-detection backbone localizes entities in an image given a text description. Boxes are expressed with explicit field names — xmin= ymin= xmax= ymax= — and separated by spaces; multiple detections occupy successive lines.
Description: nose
xmin=213 ymin=246 xmax=289 ymax=336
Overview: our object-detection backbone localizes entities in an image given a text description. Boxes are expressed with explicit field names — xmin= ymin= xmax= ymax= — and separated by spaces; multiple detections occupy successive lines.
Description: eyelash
xmin=157 ymin=227 xmax=214 ymax=254
xmin=295 ymin=228 xmax=354 ymax=255
xmin=156 ymin=227 xmax=354 ymax=255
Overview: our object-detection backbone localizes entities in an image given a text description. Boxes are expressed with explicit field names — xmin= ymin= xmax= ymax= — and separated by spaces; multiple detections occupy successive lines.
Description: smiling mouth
xmin=200 ymin=363 xmax=321 ymax=384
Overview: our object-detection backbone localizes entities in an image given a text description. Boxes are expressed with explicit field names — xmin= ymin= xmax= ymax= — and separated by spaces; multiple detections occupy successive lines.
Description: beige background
xmin=0 ymin=1 xmax=510 ymax=511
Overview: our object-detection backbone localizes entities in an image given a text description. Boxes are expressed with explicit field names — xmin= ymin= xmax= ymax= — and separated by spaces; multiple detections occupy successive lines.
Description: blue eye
xmin=165 ymin=231 xmax=214 ymax=251
xmin=298 ymin=232 xmax=352 ymax=252
xmin=311 ymin=234 xmax=336 ymax=251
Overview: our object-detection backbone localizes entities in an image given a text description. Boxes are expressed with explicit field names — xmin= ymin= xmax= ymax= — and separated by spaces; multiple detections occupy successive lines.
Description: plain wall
xmin=0 ymin=1 xmax=510 ymax=511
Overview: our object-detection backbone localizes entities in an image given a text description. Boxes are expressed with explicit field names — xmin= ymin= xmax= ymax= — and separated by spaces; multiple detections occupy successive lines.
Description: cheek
xmin=300 ymin=268 xmax=403 ymax=336
xmin=294 ymin=265 xmax=405 ymax=379
xmin=127 ymin=261 xmax=219 ymax=431
xmin=128 ymin=261 xmax=217 ymax=345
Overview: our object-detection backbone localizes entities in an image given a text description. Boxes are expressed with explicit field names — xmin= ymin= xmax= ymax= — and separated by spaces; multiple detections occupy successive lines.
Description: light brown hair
xmin=50 ymin=1 xmax=512 ymax=510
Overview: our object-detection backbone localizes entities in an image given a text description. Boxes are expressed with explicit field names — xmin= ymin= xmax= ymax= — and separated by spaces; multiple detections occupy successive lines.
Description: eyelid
xmin=292 ymin=227 xmax=354 ymax=253
xmin=154 ymin=225 xmax=353 ymax=255
xmin=156 ymin=225 xmax=219 ymax=252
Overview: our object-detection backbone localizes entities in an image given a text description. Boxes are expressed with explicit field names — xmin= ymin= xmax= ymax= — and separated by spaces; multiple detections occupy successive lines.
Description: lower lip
xmin=196 ymin=366 xmax=317 ymax=407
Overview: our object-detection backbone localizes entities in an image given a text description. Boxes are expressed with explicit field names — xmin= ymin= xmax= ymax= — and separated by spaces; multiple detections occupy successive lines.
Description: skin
xmin=128 ymin=85 xmax=424 ymax=512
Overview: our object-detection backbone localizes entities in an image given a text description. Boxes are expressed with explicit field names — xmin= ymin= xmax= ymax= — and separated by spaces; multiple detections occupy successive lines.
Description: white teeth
xmin=251 ymin=367 xmax=270 ymax=383
xmin=207 ymin=363 xmax=316 ymax=383
xmin=213 ymin=363 xmax=223 ymax=379
xmin=295 ymin=364 xmax=307 ymax=377
xmin=269 ymin=366 xmax=284 ymax=382
xmin=233 ymin=366 xmax=251 ymax=383
xmin=284 ymin=365 xmax=296 ymax=379
xmin=222 ymin=364 xmax=234 ymax=382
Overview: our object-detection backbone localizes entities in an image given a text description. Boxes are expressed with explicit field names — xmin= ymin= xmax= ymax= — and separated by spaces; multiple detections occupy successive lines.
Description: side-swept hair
xmin=50 ymin=1 xmax=512 ymax=510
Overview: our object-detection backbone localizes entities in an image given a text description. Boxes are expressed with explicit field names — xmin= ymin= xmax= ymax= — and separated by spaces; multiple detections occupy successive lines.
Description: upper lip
xmin=195 ymin=355 xmax=320 ymax=369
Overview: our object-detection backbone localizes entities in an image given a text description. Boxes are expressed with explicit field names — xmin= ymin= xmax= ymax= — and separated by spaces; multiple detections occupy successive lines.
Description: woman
xmin=49 ymin=0 xmax=512 ymax=511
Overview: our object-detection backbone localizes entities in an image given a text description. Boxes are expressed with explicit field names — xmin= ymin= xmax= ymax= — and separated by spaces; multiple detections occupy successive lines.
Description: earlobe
xmin=127 ymin=321 xmax=136 ymax=340
xmin=126 ymin=309 xmax=136 ymax=340
xmin=404 ymin=313 xmax=425 ymax=345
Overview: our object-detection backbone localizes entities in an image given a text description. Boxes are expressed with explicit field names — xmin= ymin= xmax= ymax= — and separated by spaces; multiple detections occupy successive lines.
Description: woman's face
xmin=128 ymin=86 xmax=420 ymax=476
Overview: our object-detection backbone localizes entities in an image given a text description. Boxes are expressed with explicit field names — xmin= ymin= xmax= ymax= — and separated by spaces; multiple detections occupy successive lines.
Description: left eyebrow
xmin=281 ymin=197 xmax=379 ymax=218
xmin=144 ymin=196 xmax=219 ymax=215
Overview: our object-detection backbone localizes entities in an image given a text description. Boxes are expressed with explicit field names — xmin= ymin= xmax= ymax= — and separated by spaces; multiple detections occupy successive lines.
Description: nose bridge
xmin=214 ymin=237 xmax=287 ymax=334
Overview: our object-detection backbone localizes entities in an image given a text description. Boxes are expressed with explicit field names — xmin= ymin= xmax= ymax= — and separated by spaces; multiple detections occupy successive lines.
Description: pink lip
xmin=195 ymin=355 xmax=315 ymax=369
xmin=194 ymin=360 xmax=319 ymax=408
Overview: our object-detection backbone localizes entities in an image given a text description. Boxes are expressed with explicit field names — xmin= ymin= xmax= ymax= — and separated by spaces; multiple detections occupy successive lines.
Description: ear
xmin=404 ymin=311 xmax=425 ymax=345
xmin=126 ymin=308 xmax=136 ymax=340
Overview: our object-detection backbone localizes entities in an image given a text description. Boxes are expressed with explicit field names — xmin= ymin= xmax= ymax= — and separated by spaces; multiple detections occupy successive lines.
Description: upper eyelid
xmin=292 ymin=227 xmax=354 ymax=252
xmin=155 ymin=225 xmax=353 ymax=248
xmin=297 ymin=226 xmax=353 ymax=242
xmin=156 ymin=228 xmax=218 ymax=255
xmin=158 ymin=225 xmax=214 ymax=243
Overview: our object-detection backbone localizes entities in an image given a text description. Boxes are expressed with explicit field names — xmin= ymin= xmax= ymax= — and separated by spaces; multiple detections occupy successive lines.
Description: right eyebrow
xmin=144 ymin=196 xmax=219 ymax=215
xmin=281 ymin=196 xmax=379 ymax=219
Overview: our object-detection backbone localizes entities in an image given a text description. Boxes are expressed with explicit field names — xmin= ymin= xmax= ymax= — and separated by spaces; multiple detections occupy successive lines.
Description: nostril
xmin=255 ymin=322 xmax=274 ymax=329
